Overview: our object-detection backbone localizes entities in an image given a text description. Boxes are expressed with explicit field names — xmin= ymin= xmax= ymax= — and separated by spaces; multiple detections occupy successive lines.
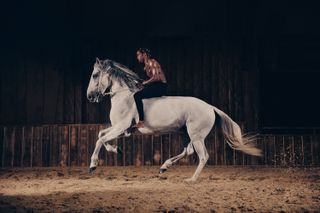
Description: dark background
xmin=1 ymin=0 xmax=320 ymax=130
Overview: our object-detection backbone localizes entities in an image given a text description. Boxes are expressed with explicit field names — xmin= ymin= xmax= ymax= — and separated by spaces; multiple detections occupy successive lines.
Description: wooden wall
xmin=1 ymin=36 xmax=260 ymax=131
xmin=1 ymin=125 xmax=319 ymax=168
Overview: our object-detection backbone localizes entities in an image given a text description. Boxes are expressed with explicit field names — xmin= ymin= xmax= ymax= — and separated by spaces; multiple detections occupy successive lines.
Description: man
xmin=134 ymin=48 xmax=168 ymax=128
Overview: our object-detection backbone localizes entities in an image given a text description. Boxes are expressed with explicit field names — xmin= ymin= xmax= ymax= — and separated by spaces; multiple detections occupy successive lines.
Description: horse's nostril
xmin=88 ymin=94 xmax=93 ymax=101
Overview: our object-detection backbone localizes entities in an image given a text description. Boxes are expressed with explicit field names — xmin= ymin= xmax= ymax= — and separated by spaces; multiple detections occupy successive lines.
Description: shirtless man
xmin=134 ymin=48 xmax=168 ymax=128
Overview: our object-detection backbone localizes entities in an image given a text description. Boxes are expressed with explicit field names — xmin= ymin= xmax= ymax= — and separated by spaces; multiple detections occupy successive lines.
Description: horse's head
xmin=87 ymin=58 xmax=113 ymax=103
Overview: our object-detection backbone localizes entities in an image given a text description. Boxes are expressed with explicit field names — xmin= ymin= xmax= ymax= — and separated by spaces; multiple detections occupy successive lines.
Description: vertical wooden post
xmin=2 ymin=127 xmax=7 ymax=167
xmin=11 ymin=127 xmax=16 ymax=167
xmin=21 ymin=127 xmax=25 ymax=167
xmin=30 ymin=127 xmax=34 ymax=167
xmin=301 ymin=136 xmax=304 ymax=166
xmin=310 ymin=135 xmax=314 ymax=165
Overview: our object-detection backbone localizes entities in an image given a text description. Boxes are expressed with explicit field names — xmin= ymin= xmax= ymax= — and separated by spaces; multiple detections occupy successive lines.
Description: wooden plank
xmin=13 ymin=127 xmax=24 ymax=167
xmin=152 ymin=135 xmax=161 ymax=166
xmin=293 ymin=135 xmax=303 ymax=166
xmin=261 ymin=136 xmax=268 ymax=165
xmin=0 ymin=127 xmax=3 ymax=167
xmin=133 ymin=134 xmax=143 ymax=166
xmin=42 ymin=126 xmax=51 ymax=167
xmin=50 ymin=125 xmax=59 ymax=167
xmin=59 ymin=125 xmax=69 ymax=167
xmin=272 ymin=135 xmax=277 ymax=166
xmin=23 ymin=127 xmax=34 ymax=167
xmin=283 ymin=136 xmax=294 ymax=166
xmin=213 ymin=128 xmax=218 ymax=165
xmin=32 ymin=126 xmax=43 ymax=167
xmin=1 ymin=127 xmax=6 ymax=167
xmin=143 ymin=135 xmax=152 ymax=166
xmin=78 ymin=126 xmax=88 ymax=166
xmin=161 ymin=134 xmax=170 ymax=166
xmin=69 ymin=126 xmax=78 ymax=166
xmin=10 ymin=127 xmax=16 ymax=167
xmin=274 ymin=135 xmax=284 ymax=166
xmin=22 ymin=126 xmax=41 ymax=167
xmin=115 ymin=137 xmax=124 ymax=166
xmin=303 ymin=135 xmax=312 ymax=165
xmin=312 ymin=135 xmax=320 ymax=165
xmin=124 ymin=135 xmax=133 ymax=166
xmin=310 ymin=135 xmax=319 ymax=165
xmin=20 ymin=127 xmax=25 ymax=167
xmin=2 ymin=127 xmax=14 ymax=167
xmin=301 ymin=136 xmax=305 ymax=165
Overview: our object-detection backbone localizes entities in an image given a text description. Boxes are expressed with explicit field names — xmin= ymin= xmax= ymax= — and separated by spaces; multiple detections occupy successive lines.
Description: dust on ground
xmin=0 ymin=166 xmax=319 ymax=212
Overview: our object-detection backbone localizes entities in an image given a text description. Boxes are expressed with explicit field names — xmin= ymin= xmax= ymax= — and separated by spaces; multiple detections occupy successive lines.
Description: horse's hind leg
xmin=159 ymin=126 xmax=193 ymax=173
xmin=159 ymin=142 xmax=194 ymax=173
xmin=185 ymin=139 xmax=209 ymax=182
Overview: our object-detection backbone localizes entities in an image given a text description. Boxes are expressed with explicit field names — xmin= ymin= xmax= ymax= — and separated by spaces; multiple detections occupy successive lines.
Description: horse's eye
xmin=92 ymin=73 xmax=98 ymax=78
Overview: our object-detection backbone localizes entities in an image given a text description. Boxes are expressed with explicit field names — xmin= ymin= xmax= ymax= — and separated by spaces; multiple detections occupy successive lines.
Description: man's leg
xmin=133 ymin=91 xmax=145 ymax=122
xmin=133 ymin=85 xmax=153 ymax=127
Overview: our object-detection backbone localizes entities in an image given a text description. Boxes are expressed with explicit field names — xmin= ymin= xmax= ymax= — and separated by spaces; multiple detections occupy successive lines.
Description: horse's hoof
xmin=89 ymin=167 xmax=96 ymax=173
xmin=159 ymin=168 xmax=167 ymax=174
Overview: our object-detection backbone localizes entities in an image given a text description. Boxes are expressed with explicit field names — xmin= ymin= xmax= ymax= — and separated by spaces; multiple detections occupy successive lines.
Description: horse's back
xmin=143 ymin=96 xmax=213 ymax=119
xmin=144 ymin=96 xmax=212 ymax=109
xmin=143 ymin=95 xmax=215 ymax=136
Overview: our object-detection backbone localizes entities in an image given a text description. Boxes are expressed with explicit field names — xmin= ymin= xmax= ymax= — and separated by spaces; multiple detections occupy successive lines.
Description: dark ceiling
xmin=1 ymin=0 xmax=319 ymax=41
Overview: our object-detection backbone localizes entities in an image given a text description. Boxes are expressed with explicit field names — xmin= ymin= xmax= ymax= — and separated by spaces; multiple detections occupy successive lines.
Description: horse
xmin=86 ymin=58 xmax=262 ymax=182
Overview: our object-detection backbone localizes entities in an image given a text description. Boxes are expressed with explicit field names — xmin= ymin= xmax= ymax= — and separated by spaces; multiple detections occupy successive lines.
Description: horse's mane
xmin=95 ymin=59 xmax=143 ymax=92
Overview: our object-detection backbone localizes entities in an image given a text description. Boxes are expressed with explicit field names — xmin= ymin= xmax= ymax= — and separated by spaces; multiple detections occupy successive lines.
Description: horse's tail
xmin=212 ymin=106 xmax=262 ymax=157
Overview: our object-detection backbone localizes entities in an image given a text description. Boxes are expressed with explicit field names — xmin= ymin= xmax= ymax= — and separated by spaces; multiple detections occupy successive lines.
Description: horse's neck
xmin=110 ymin=81 xmax=134 ymax=104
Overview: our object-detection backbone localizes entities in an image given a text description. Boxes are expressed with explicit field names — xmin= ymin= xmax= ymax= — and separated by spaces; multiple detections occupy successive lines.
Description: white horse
xmin=87 ymin=58 xmax=262 ymax=182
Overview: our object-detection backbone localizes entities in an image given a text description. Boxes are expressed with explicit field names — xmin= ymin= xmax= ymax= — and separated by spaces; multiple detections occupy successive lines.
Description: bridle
xmin=96 ymin=65 xmax=131 ymax=97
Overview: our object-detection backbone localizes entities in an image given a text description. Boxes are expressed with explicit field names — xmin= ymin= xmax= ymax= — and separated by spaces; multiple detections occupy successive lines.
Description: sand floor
xmin=0 ymin=166 xmax=319 ymax=212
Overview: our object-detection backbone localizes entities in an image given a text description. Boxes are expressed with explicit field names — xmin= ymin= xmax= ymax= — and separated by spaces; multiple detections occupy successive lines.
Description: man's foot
xmin=134 ymin=121 xmax=145 ymax=128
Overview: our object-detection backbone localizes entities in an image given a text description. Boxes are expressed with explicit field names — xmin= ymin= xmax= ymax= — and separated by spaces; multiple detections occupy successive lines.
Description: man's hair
xmin=138 ymin=48 xmax=151 ymax=58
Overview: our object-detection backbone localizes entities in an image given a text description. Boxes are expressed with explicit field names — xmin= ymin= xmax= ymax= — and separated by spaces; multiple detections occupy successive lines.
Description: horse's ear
xmin=96 ymin=57 xmax=100 ymax=64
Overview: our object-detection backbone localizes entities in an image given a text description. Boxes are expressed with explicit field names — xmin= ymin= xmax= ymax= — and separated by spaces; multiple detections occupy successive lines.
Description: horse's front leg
xmin=89 ymin=127 xmax=125 ymax=173
xmin=98 ymin=128 xmax=112 ymax=138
